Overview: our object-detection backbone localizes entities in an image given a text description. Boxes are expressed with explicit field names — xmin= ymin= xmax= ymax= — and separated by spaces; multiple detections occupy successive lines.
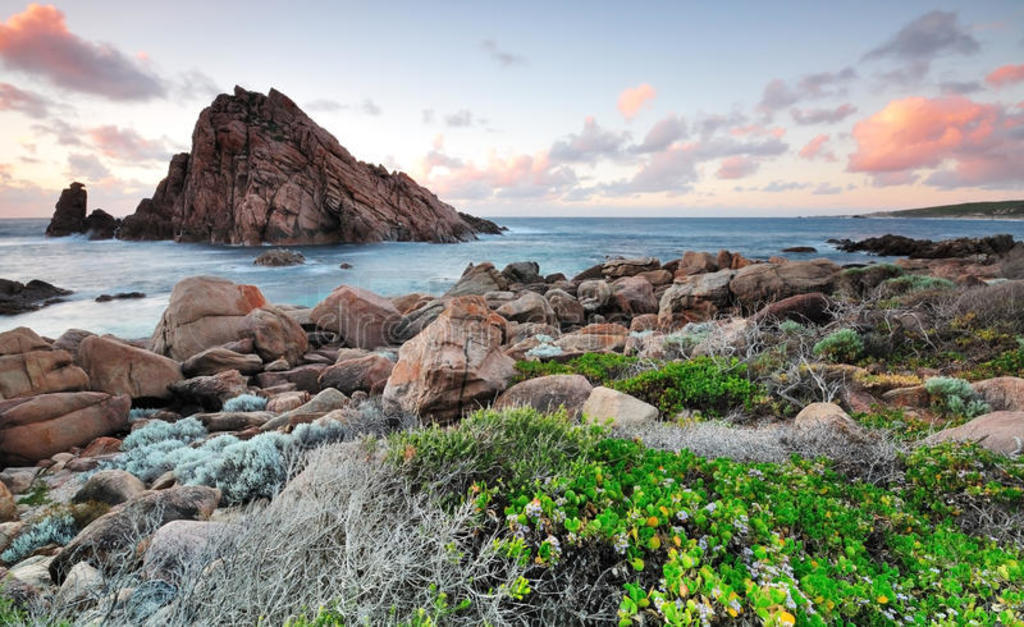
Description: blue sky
xmin=1 ymin=0 xmax=1023 ymax=217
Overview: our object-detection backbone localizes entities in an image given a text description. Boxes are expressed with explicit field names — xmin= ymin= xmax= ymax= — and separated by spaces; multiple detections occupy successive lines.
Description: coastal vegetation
xmin=0 ymin=235 xmax=1022 ymax=624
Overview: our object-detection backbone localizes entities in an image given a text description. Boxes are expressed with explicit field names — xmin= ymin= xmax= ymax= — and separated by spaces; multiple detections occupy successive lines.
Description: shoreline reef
xmin=0 ymin=234 xmax=1022 ymax=624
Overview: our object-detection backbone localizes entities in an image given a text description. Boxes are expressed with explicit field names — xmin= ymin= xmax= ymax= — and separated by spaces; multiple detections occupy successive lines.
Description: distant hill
xmin=860 ymin=200 xmax=1024 ymax=219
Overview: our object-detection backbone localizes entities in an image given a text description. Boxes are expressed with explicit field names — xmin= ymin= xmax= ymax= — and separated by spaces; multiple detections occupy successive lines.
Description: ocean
xmin=3 ymin=216 xmax=1024 ymax=339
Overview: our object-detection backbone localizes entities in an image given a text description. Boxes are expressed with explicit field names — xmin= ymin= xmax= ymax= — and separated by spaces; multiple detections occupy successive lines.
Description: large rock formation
xmin=118 ymin=86 xmax=500 ymax=244
xmin=45 ymin=182 xmax=87 ymax=237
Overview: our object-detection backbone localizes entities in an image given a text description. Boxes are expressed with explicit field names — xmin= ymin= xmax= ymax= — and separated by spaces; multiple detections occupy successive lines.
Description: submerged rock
xmin=253 ymin=249 xmax=305 ymax=267
xmin=0 ymin=279 xmax=72 ymax=315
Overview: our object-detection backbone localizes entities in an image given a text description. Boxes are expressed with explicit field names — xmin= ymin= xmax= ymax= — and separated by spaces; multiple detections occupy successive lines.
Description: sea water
xmin=2 ymin=216 xmax=1024 ymax=339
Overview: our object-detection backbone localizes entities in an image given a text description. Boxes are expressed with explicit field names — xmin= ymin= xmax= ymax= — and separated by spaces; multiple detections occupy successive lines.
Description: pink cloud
xmin=0 ymin=4 xmax=164 ymax=100
xmin=617 ymin=83 xmax=656 ymax=120
xmin=848 ymin=95 xmax=1024 ymax=187
xmin=0 ymin=81 xmax=46 ymax=117
xmin=87 ymin=125 xmax=170 ymax=162
xmin=798 ymin=134 xmax=836 ymax=161
xmin=986 ymin=63 xmax=1024 ymax=87
xmin=730 ymin=124 xmax=785 ymax=138
xmin=716 ymin=155 xmax=759 ymax=179
xmin=421 ymin=147 xmax=577 ymax=201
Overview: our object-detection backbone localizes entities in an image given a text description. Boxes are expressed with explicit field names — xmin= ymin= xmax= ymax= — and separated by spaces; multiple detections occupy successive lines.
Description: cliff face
xmin=118 ymin=86 xmax=499 ymax=245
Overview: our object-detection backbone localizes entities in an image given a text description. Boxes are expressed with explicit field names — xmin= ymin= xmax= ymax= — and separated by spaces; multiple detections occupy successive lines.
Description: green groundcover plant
xmin=375 ymin=408 xmax=1023 ymax=626
xmin=611 ymin=357 xmax=758 ymax=417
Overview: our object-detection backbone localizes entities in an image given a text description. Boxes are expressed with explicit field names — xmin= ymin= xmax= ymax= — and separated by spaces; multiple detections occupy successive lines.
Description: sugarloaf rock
xmin=118 ymin=86 xmax=500 ymax=245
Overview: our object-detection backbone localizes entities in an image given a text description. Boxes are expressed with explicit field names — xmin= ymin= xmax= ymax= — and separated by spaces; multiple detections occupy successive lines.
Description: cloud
xmin=617 ymin=83 xmax=656 ymax=120
xmin=760 ymin=180 xmax=811 ymax=192
xmin=692 ymin=110 xmax=749 ymax=137
xmin=421 ymin=109 xmax=435 ymax=124
xmin=423 ymin=149 xmax=576 ymax=201
xmin=174 ymin=69 xmax=220 ymax=101
xmin=549 ymin=116 xmax=630 ymax=163
xmin=791 ymin=103 xmax=857 ymax=125
xmin=716 ymin=155 xmax=759 ymax=179
xmin=865 ymin=11 xmax=979 ymax=61
xmin=481 ymin=39 xmax=527 ymax=67
xmin=798 ymin=134 xmax=836 ymax=161
xmin=633 ymin=114 xmax=687 ymax=153
xmin=986 ymin=64 xmax=1024 ymax=87
xmin=304 ymin=97 xmax=381 ymax=115
xmin=305 ymin=98 xmax=344 ymax=112
xmin=87 ymin=125 xmax=170 ymax=162
xmin=756 ymin=68 xmax=857 ymax=119
xmin=691 ymin=136 xmax=788 ymax=159
xmin=31 ymin=118 xmax=81 ymax=145
xmin=871 ymin=171 xmax=919 ymax=187
xmin=730 ymin=124 xmax=785 ymax=138
xmin=609 ymin=143 xmax=698 ymax=194
xmin=812 ymin=182 xmax=842 ymax=195
xmin=0 ymin=4 xmax=164 ymax=100
xmin=445 ymin=109 xmax=477 ymax=127
xmin=848 ymin=95 xmax=1024 ymax=188
xmin=0 ymin=81 xmax=47 ymax=117
xmin=66 ymin=153 xmax=111 ymax=181
xmin=939 ymin=80 xmax=984 ymax=94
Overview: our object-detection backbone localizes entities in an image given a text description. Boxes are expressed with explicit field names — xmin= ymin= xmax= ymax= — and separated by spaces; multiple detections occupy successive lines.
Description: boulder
xmin=793 ymin=402 xmax=870 ymax=440
xmin=117 ymin=87 xmax=496 ymax=244
xmin=151 ymin=277 xmax=267 ymax=361
xmin=444 ymin=262 xmax=508 ymax=297
xmin=555 ymin=323 xmax=629 ymax=354
xmin=677 ymin=251 xmax=718 ymax=276
xmin=83 ymin=209 xmax=119 ymax=240
xmin=194 ymin=411 xmax=273 ymax=431
xmin=729 ymin=260 xmax=839 ymax=309
xmin=922 ymin=411 xmax=1024 ymax=456
xmin=142 ymin=520 xmax=235 ymax=583
xmin=169 ymin=370 xmax=249 ymax=411
xmin=243 ymin=306 xmax=309 ymax=364
xmin=0 ymin=392 xmax=130 ymax=466
xmin=657 ymin=270 xmax=735 ymax=328
xmin=78 ymin=335 xmax=183 ymax=400
xmin=261 ymin=388 xmax=350 ymax=431
xmin=972 ymin=377 xmax=1024 ymax=412
xmin=0 ymin=327 xmax=89 ymax=400
xmin=255 ymin=364 xmax=326 ymax=393
xmin=392 ymin=299 xmax=446 ymax=343
xmin=501 ymin=261 xmax=542 ymax=284
xmin=0 ymin=279 xmax=72 ymax=315
xmin=49 ymin=485 xmax=221 ymax=584
xmin=56 ymin=562 xmax=102 ymax=607
xmin=182 ymin=347 xmax=263 ymax=377
xmin=253 ymin=249 xmax=305 ymax=266
xmin=582 ymin=387 xmax=659 ymax=426
xmin=0 ymin=482 xmax=16 ymax=522
xmin=751 ymin=292 xmax=833 ymax=325
xmin=265 ymin=391 xmax=310 ymax=413
xmin=577 ymin=280 xmax=612 ymax=312
xmin=603 ymin=257 xmax=660 ymax=279
xmin=495 ymin=291 xmax=558 ymax=325
xmin=317 ymin=354 xmax=394 ymax=395
xmin=72 ymin=469 xmax=146 ymax=506
xmin=383 ymin=296 xmax=516 ymax=423
xmin=545 ymin=289 xmax=585 ymax=326
xmin=612 ymin=276 xmax=657 ymax=315
xmin=311 ymin=285 xmax=401 ymax=349
xmin=638 ymin=269 xmax=673 ymax=286
xmin=494 ymin=375 xmax=593 ymax=418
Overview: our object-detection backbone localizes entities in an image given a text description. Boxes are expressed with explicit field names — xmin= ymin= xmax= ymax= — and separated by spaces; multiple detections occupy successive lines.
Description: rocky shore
xmin=0 ymin=235 xmax=1022 ymax=623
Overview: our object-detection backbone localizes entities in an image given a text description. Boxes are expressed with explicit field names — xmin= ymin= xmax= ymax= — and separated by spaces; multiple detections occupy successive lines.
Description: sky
xmin=0 ymin=1 xmax=1023 ymax=218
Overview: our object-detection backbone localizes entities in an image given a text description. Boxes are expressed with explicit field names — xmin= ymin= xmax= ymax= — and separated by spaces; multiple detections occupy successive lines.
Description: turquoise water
xmin=2 ymin=216 xmax=1023 ymax=339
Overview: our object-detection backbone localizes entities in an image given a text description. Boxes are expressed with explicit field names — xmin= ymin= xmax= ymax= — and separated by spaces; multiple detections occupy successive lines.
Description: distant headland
xmin=855 ymin=200 xmax=1024 ymax=220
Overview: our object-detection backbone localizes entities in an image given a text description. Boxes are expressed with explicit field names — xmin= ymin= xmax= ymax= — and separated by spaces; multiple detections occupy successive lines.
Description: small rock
xmin=922 ymin=411 xmax=1024 ymax=456
xmin=494 ymin=375 xmax=593 ymax=418
xmin=253 ymin=249 xmax=305 ymax=267
xmin=94 ymin=292 xmax=146 ymax=303
xmin=73 ymin=470 xmax=146 ymax=506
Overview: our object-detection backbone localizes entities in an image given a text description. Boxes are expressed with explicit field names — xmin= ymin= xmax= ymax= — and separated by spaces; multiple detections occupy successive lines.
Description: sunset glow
xmin=0 ymin=1 xmax=1022 ymax=217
